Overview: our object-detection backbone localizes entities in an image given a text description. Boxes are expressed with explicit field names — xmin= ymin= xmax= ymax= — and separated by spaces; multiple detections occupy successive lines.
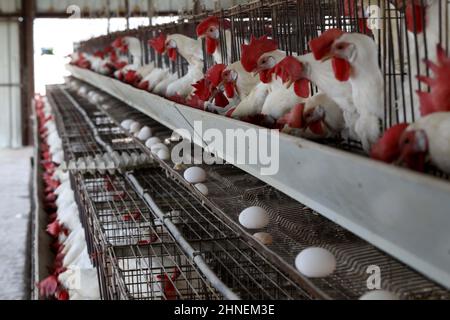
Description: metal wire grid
xmin=186 ymin=163 xmax=450 ymax=300
xmin=75 ymin=1 xmax=449 ymax=179
xmin=47 ymin=85 xmax=224 ymax=300
xmin=132 ymin=168 xmax=315 ymax=300
xmin=66 ymin=81 xmax=450 ymax=299
xmin=47 ymin=86 xmax=103 ymax=160
xmin=76 ymin=172 xmax=222 ymax=300
xmin=64 ymin=82 xmax=175 ymax=140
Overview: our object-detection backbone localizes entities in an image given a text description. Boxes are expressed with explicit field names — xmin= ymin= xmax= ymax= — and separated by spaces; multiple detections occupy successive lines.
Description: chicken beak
xmin=321 ymin=52 xmax=333 ymax=62
xmin=252 ymin=66 xmax=264 ymax=78
xmin=211 ymin=29 xmax=220 ymax=39
xmin=285 ymin=79 xmax=294 ymax=89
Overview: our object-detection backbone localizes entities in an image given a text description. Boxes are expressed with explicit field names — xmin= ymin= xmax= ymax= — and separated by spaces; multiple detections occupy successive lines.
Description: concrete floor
xmin=0 ymin=148 xmax=32 ymax=300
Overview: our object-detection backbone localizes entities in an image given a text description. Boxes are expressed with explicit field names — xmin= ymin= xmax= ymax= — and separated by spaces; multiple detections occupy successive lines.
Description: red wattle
xmin=168 ymin=48 xmax=177 ymax=61
xmin=294 ymin=79 xmax=310 ymax=98
xmin=214 ymin=92 xmax=229 ymax=108
xmin=405 ymin=4 xmax=425 ymax=33
xmin=206 ymin=38 xmax=218 ymax=55
xmin=259 ymin=70 xmax=272 ymax=84
xmin=224 ymin=82 xmax=236 ymax=98
xmin=332 ymin=57 xmax=351 ymax=82
xmin=309 ymin=121 xmax=325 ymax=136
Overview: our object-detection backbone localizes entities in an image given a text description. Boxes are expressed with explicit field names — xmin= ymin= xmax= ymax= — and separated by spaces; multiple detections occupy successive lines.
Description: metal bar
xmin=126 ymin=173 xmax=241 ymax=300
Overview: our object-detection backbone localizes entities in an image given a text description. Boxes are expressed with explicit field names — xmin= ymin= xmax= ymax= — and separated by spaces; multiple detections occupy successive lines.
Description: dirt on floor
xmin=0 ymin=148 xmax=32 ymax=300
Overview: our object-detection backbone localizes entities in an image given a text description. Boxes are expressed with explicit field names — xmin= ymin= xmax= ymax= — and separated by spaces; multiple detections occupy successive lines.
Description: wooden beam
xmin=20 ymin=0 xmax=35 ymax=146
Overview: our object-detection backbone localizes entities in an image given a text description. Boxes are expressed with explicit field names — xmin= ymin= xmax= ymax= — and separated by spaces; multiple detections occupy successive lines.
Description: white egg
xmin=137 ymin=126 xmax=152 ymax=141
xmin=151 ymin=143 xmax=169 ymax=153
xmin=129 ymin=121 xmax=142 ymax=134
xmin=239 ymin=207 xmax=270 ymax=229
xmin=194 ymin=183 xmax=209 ymax=196
xmin=295 ymin=247 xmax=336 ymax=278
xmin=121 ymin=119 xmax=134 ymax=130
xmin=157 ymin=149 xmax=170 ymax=161
xmin=183 ymin=167 xmax=207 ymax=184
xmin=253 ymin=232 xmax=273 ymax=245
xmin=359 ymin=290 xmax=399 ymax=300
xmin=145 ymin=137 xmax=161 ymax=148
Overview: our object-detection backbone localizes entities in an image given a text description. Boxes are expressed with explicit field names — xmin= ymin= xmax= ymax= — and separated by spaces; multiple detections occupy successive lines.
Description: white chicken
xmin=139 ymin=67 xmax=170 ymax=92
xmin=166 ymin=63 xmax=204 ymax=99
xmin=310 ymin=29 xmax=384 ymax=152
xmin=232 ymin=36 xmax=307 ymax=122
xmin=372 ymin=44 xmax=450 ymax=173
xmin=282 ymin=93 xmax=346 ymax=139
xmin=58 ymin=267 xmax=100 ymax=300
xmin=397 ymin=0 xmax=449 ymax=123
xmin=372 ymin=113 xmax=450 ymax=174
xmin=196 ymin=16 xmax=233 ymax=64
xmin=273 ymin=54 xmax=359 ymax=141
xmin=57 ymin=202 xmax=82 ymax=232
xmin=112 ymin=37 xmax=156 ymax=85
xmin=149 ymin=33 xmax=204 ymax=99
xmin=205 ymin=61 xmax=260 ymax=115
xmin=153 ymin=72 xmax=179 ymax=96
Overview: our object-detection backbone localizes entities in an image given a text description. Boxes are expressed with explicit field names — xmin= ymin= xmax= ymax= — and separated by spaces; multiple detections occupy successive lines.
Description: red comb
xmin=274 ymin=56 xmax=303 ymax=83
xmin=241 ymin=36 xmax=278 ymax=72
xmin=205 ymin=64 xmax=226 ymax=87
xmin=405 ymin=3 xmax=425 ymax=33
xmin=197 ymin=16 xmax=219 ymax=36
xmin=309 ymin=29 xmax=345 ymax=60
xmin=192 ymin=79 xmax=212 ymax=101
xmin=94 ymin=50 xmax=105 ymax=59
xmin=196 ymin=16 xmax=231 ymax=36
xmin=417 ymin=44 xmax=450 ymax=116
xmin=149 ymin=33 xmax=167 ymax=54
xmin=112 ymin=37 xmax=124 ymax=49
xmin=371 ymin=123 xmax=410 ymax=163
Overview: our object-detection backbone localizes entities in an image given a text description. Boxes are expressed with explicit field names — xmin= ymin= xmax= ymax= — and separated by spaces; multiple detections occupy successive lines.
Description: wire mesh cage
xmin=132 ymin=167 xmax=314 ymax=300
xmin=77 ymin=171 xmax=222 ymax=300
xmin=78 ymin=0 xmax=449 ymax=130
xmin=47 ymin=85 xmax=226 ymax=300
xmin=47 ymin=78 xmax=450 ymax=300
xmin=75 ymin=0 xmax=449 ymax=179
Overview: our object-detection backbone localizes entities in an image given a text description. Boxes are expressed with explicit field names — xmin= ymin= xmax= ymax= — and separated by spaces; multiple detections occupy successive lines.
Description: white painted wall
xmin=0 ymin=20 xmax=22 ymax=148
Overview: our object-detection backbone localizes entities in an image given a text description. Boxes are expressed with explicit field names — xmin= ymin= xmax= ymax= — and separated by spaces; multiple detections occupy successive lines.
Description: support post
xmin=20 ymin=0 xmax=36 ymax=146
